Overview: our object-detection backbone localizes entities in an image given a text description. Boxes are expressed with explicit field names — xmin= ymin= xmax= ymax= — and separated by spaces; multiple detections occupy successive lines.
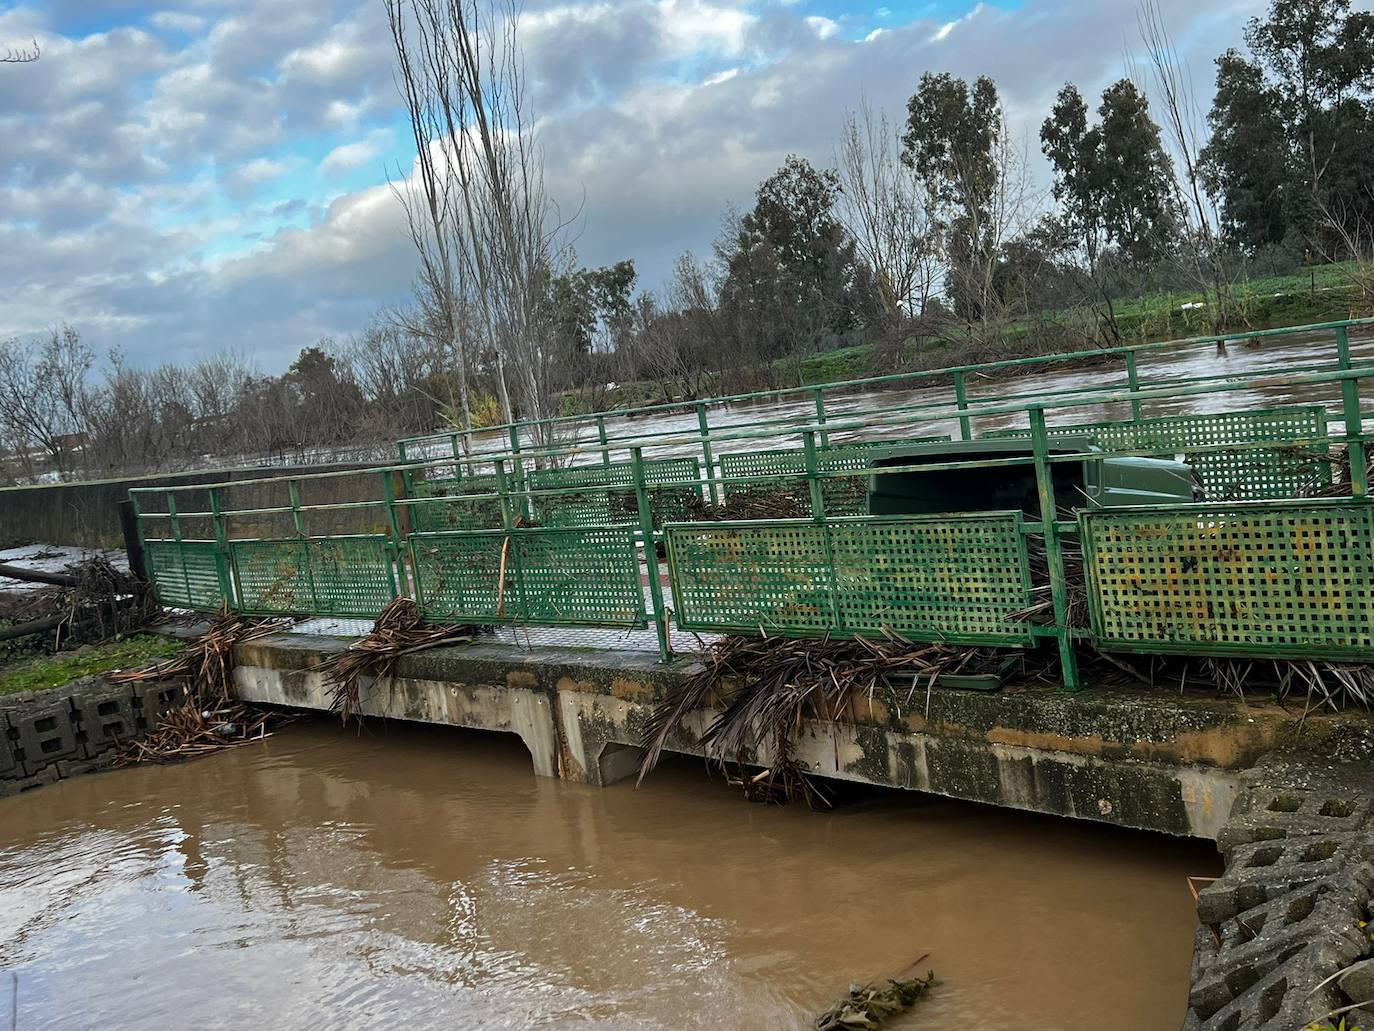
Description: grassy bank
xmin=792 ymin=265 xmax=1368 ymax=387
xmin=0 ymin=634 xmax=181 ymax=697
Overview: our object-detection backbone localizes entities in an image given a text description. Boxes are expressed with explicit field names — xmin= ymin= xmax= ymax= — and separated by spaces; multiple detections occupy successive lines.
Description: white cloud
xmin=226 ymin=157 xmax=295 ymax=195
xmin=655 ymin=0 xmax=754 ymax=55
xmin=0 ymin=0 xmax=1267 ymax=371
xmin=149 ymin=11 xmax=206 ymax=33
xmin=319 ymin=129 xmax=392 ymax=177
xmin=805 ymin=15 xmax=840 ymax=39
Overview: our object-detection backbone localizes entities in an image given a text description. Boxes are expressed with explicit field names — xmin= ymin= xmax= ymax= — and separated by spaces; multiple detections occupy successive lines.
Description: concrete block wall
xmin=0 ymin=676 xmax=184 ymax=794
xmin=1186 ymin=752 xmax=1374 ymax=1030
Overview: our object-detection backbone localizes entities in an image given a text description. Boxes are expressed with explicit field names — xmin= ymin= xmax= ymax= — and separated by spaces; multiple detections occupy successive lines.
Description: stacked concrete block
xmin=1186 ymin=771 xmax=1374 ymax=1030
xmin=0 ymin=676 xmax=166 ymax=793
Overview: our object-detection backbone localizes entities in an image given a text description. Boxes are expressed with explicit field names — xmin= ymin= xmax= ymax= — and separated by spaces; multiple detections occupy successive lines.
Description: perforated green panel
xmin=410 ymin=526 xmax=647 ymax=627
xmin=983 ymin=406 xmax=1331 ymax=500
xmin=229 ymin=536 xmax=397 ymax=617
xmin=1080 ymin=499 xmax=1374 ymax=659
xmin=410 ymin=474 xmax=503 ymax=531
xmin=530 ymin=457 xmax=700 ymax=527
xmin=666 ymin=513 xmax=1034 ymax=644
xmin=144 ymin=539 xmax=225 ymax=611
xmin=718 ymin=438 xmax=950 ymax=515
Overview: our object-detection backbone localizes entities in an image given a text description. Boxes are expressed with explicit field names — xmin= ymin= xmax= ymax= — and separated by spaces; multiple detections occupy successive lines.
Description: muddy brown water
xmin=397 ymin=326 xmax=1374 ymax=466
xmin=0 ymin=719 xmax=1218 ymax=1030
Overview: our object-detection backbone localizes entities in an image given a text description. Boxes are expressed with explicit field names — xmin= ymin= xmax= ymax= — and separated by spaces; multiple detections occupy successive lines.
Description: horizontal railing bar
xmin=133 ymin=360 xmax=1374 ymax=497
xmin=394 ymin=316 xmax=1374 ymax=445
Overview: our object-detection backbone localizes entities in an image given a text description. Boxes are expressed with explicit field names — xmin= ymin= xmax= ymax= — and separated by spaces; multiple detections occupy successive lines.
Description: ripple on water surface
xmin=0 ymin=719 xmax=1218 ymax=1030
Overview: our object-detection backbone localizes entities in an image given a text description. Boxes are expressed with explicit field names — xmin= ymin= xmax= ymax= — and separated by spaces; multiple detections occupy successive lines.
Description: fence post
xmin=1029 ymin=407 xmax=1081 ymax=691
xmin=208 ymin=486 xmax=233 ymax=608
xmin=493 ymin=458 xmax=515 ymax=532
xmin=287 ymin=479 xmax=306 ymax=537
xmin=118 ymin=499 xmax=147 ymax=585
xmin=1124 ymin=349 xmax=1143 ymax=423
xmin=695 ymin=402 xmax=719 ymax=505
xmin=165 ymin=490 xmax=194 ymax=608
xmin=813 ymin=387 xmax=830 ymax=448
xmin=493 ymin=457 xmax=529 ymax=622
xmin=802 ymin=430 xmax=841 ymax=631
xmin=508 ymin=423 xmax=531 ymax=521
xmin=953 ymin=370 xmax=972 ymax=441
xmin=380 ymin=470 xmax=406 ymax=600
xmin=597 ymin=415 xmax=611 ymax=469
xmin=631 ymin=446 xmax=672 ymax=663
xmin=1336 ymin=326 xmax=1368 ymax=497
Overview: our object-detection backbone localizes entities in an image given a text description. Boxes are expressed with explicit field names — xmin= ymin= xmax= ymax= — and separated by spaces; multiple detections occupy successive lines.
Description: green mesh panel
xmin=530 ymin=457 xmax=700 ymax=527
xmin=982 ymin=406 xmax=1331 ymax=500
xmin=144 ymin=539 xmax=224 ymax=611
xmin=666 ymin=513 xmax=1034 ymax=644
xmin=409 ymin=474 xmax=503 ymax=531
xmin=229 ymin=536 xmax=397 ymax=617
xmin=410 ymin=526 xmax=647 ymax=627
xmin=718 ymin=438 xmax=951 ymax=515
xmin=1080 ymin=499 xmax=1374 ymax=659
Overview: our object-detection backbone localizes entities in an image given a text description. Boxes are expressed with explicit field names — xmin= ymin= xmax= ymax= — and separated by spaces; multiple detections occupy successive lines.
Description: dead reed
xmin=312 ymin=597 xmax=489 ymax=722
xmin=111 ymin=607 xmax=295 ymax=764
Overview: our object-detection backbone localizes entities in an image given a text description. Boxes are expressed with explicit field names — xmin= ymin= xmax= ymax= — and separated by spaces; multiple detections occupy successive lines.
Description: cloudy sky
xmin=0 ymin=0 xmax=1264 ymax=371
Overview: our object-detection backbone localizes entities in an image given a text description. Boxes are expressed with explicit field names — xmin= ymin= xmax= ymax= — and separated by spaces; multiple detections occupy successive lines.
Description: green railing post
xmin=493 ymin=458 xmax=515 ymax=532
xmin=1124 ymin=349 xmax=1142 ymax=423
xmin=492 ymin=457 xmax=529 ymax=621
xmin=953 ymin=370 xmax=972 ymax=440
xmin=801 ymin=430 xmax=842 ymax=630
xmin=1029 ymin=407 xmax=1081 ymax=691
xmin=695 ymin=402 xmax=719 ymax=505
xmin=287 ymin=479 xmax=306 ymax=537
xmin=813 ymin=387 xmax=830 ymax=448
xmin=801 ymin=429 xmax=827 ymax=521
xmin=631 ymin=446 xmax=672 ymax=663
xmin=1336 ymin=327 xmax=1368 ymax=497
xmin=165 ymin=490 xmax=194 ymax=608
xmin=596 ymin=415 xmax=611 ymax=469
xmin=380 ymin=470 xmax=405 ymax=599
xmin=508 ymin=423 xmax=531 ymax=521
xmin=208 ymin=486 xmax=233 ymax=608
xmin=285 ymin=478 xmax=318 ymax=610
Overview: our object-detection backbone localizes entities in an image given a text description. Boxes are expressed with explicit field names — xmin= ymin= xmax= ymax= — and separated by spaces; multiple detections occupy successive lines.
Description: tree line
xmin=3 ymin=0 xmax=1373 ymax=483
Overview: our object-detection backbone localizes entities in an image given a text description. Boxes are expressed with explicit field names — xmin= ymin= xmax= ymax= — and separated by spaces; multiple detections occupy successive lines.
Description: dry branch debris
xmin=111 ymin=608 xmax=296 ymax=764
xmin=638 ymin=633 xmax=1028 ymax=806
xmin=313 ymin=597 xmax=490 ymax=722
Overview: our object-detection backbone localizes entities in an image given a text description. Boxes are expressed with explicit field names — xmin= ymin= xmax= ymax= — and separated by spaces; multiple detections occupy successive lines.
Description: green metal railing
xmin=130 ymin=318 xmax=1374 ymax=686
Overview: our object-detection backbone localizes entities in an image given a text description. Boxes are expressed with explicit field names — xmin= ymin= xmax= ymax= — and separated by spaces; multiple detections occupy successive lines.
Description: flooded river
xmin=1 ymin=720 xmax=1217 ymax=1030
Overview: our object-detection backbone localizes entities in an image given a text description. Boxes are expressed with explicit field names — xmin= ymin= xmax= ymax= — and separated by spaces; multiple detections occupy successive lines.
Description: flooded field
xmin=0 ymin=720 xmax=1218 ymax=1030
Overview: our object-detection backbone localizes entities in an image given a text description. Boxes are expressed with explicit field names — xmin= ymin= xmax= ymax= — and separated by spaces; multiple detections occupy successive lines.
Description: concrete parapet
xmin=224 ymin=632 xmax=1330 ymax=839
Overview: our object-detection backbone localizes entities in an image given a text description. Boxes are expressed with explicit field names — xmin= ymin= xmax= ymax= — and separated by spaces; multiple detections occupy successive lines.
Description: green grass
xmin=0 ymin=634 xmax=182 ymax=697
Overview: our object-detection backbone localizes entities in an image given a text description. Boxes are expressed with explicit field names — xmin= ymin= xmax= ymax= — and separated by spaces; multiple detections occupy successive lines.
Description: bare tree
xmin=1 ymin=38 xmax=39 ymax=63
xmin=1137 ymin=0 xmax=1237 ymax=333
xmin=387 ymin=0 xmax=574 ymax=455
xmin=0 ymin=326 xmax=92 ymax=478
xmin=947 ymin=122 xmax=1040 ymax=347
xmin=835 ymin=99 xmax=940 ymax=344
